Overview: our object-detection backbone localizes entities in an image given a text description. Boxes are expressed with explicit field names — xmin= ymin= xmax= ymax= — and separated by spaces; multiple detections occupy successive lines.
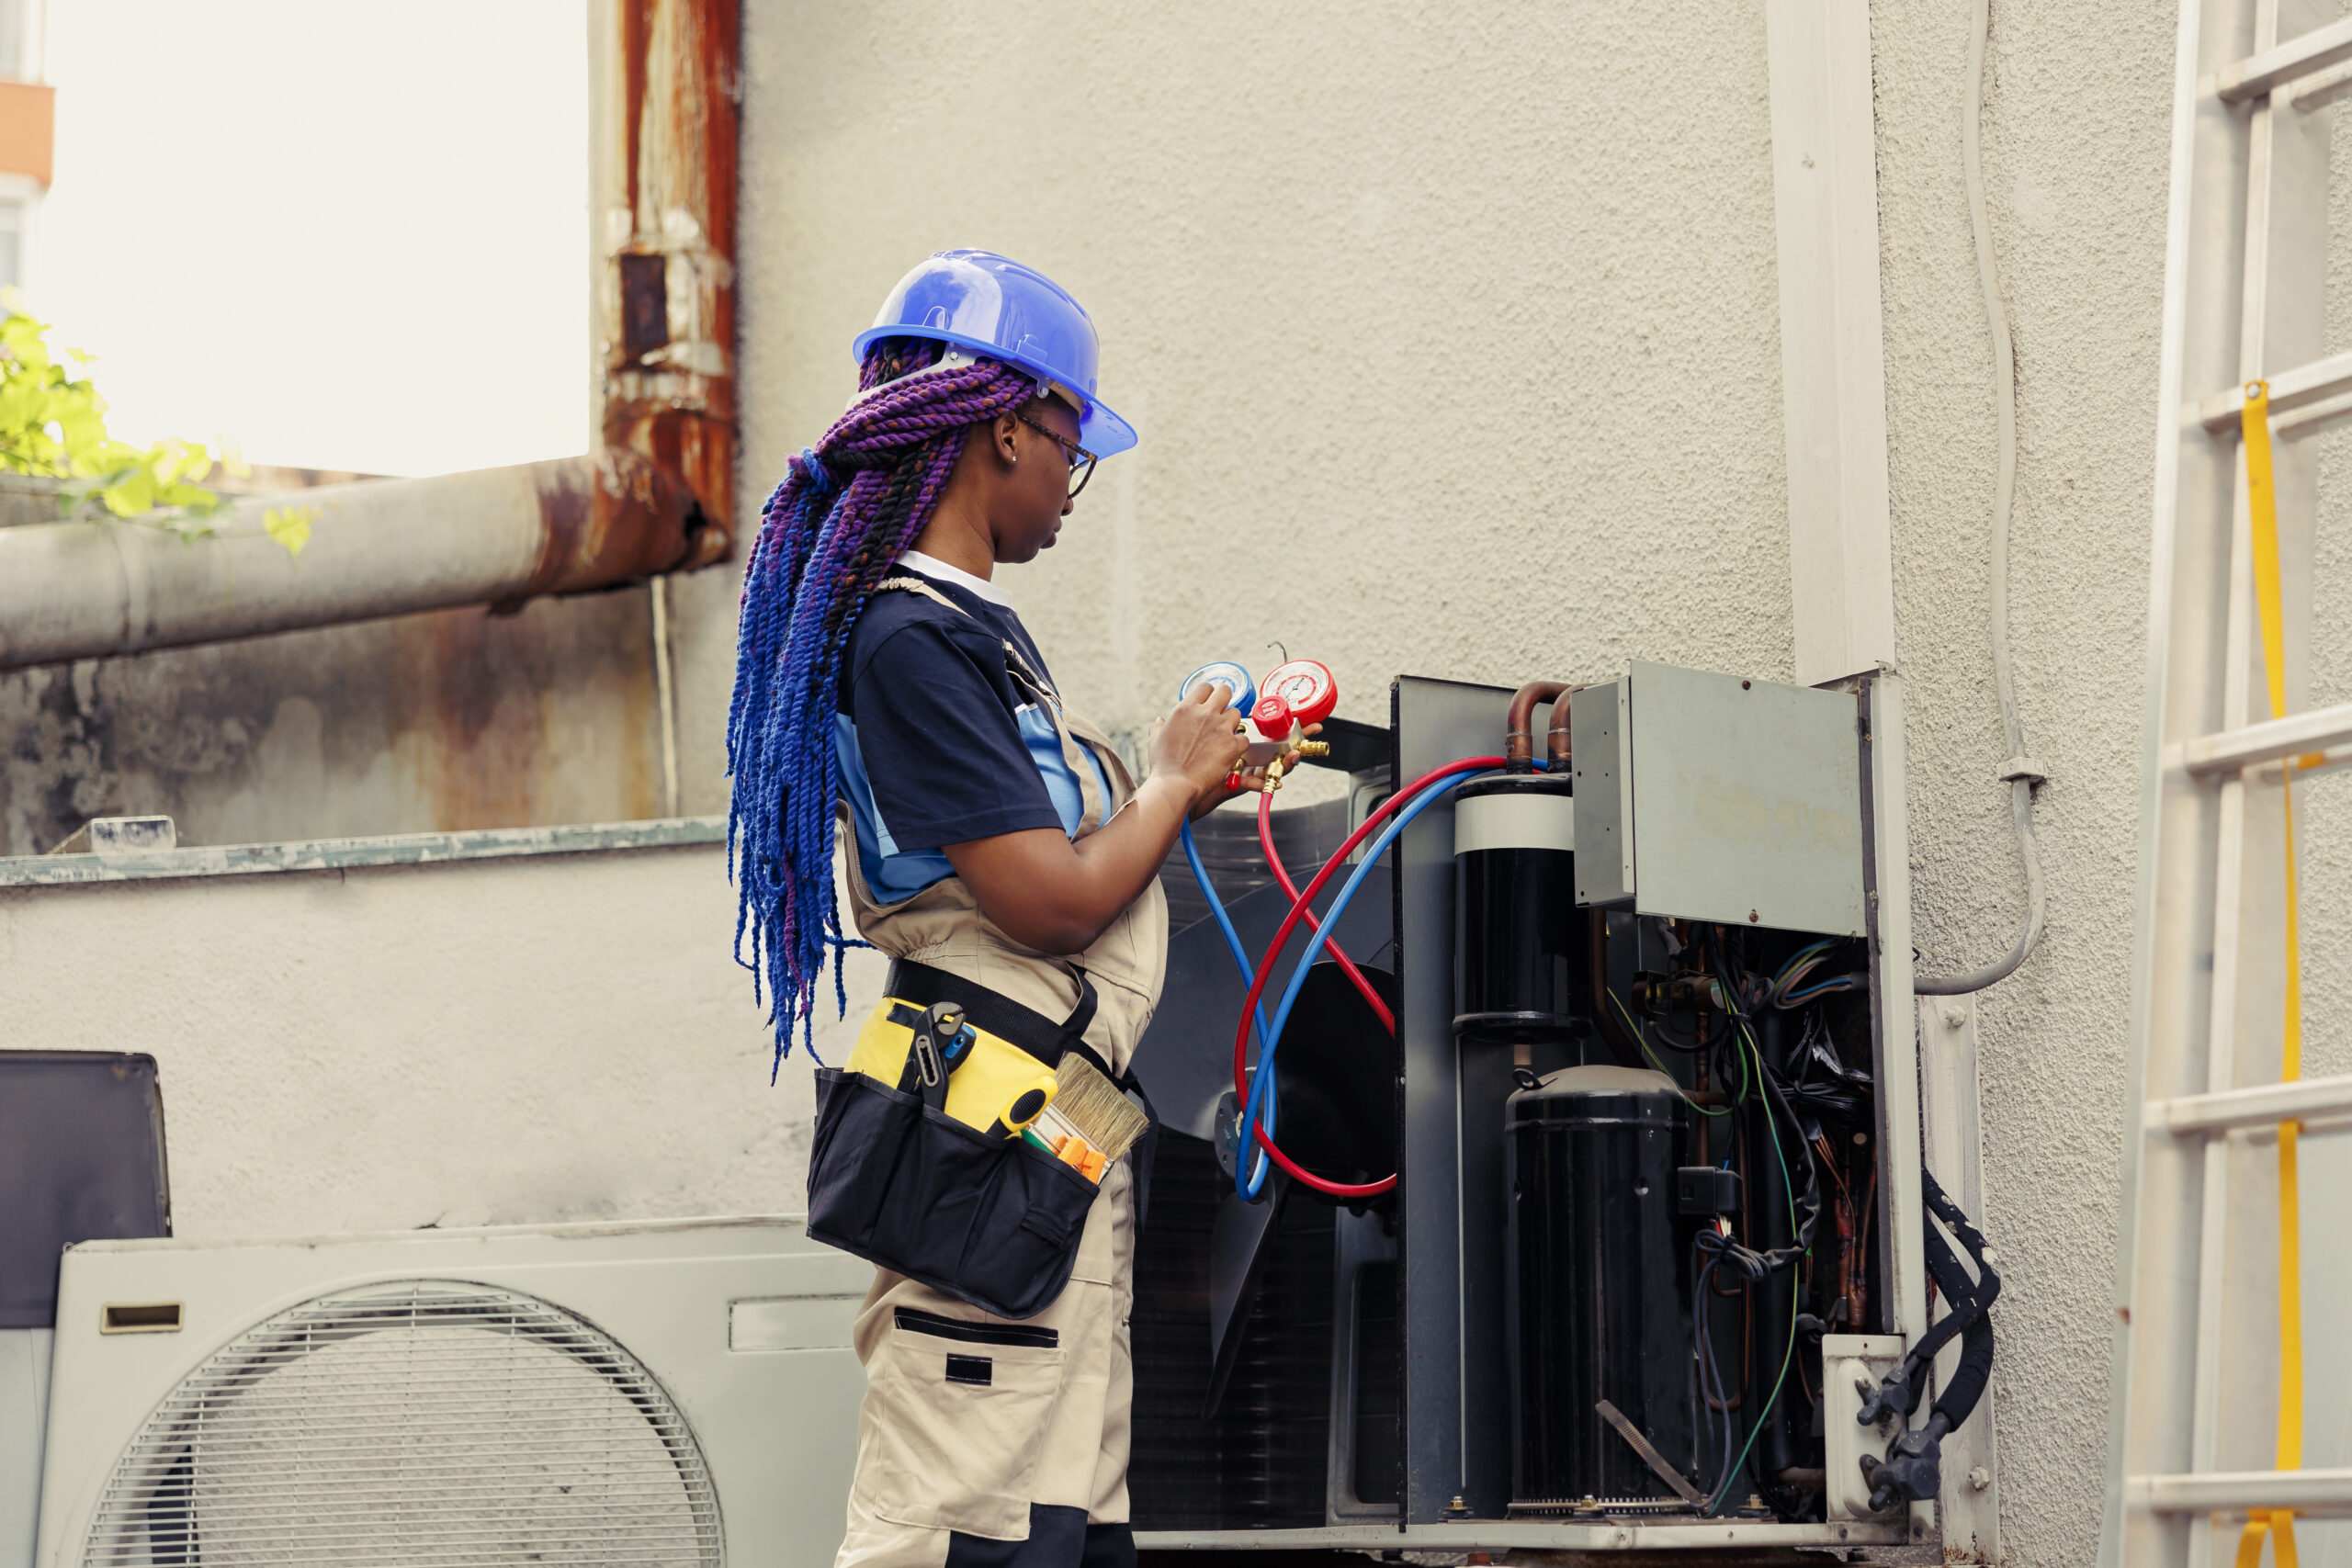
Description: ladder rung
xmin=2216 ymin=15 xmax=2352 ymax=103
xmin=2198 ymin=347 xmax=2352 ymax=434
xmin=2177 ymin=701 xmax=2352 ymax=777
xmin=2130 ymin=1469 xmax=2352 ymax=1517
xmin=2146 ymin=1072 xmax=2352 ymax=1134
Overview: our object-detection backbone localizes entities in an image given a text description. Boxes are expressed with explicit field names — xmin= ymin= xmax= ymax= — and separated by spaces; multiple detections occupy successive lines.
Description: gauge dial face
xmin=1178 ymin=661 xmax=1255 ymax=712
xmin=1261 ymin=660 xmax=1337 ymax=724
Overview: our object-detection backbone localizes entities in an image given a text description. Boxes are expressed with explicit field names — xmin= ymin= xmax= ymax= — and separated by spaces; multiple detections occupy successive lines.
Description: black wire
xmin=1677 ymin=928 xmax=1833 ymax=1510
xmin=1693 ymin=1247 xmax=1732 ymax=1494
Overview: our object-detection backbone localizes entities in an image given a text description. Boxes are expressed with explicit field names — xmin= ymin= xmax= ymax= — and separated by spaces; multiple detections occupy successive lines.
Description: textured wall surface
xmin=0 ymin=845 xmax=871 ymax=1237
xmin=669 ymin=0 xmax=1799 ymax=800
xmin=1873 ymin=6 xmax=2172 ymax=1564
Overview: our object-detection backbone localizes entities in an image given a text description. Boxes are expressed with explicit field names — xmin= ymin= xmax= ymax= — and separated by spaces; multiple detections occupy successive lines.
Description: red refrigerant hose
xmin=1231 ymin=754 xmax=1507 ymax=1199
xmin=1256 ymin=792 xmax=1396 ymax=1034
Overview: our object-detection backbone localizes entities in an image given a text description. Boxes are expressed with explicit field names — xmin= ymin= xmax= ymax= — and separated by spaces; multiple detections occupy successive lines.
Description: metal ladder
xmin=2103 ymin=2 xmax=2352 ymax=1563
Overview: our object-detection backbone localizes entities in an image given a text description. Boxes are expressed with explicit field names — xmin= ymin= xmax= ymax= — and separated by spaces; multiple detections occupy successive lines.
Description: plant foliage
xmin=0 ymin=301 xmax=286 ymax=549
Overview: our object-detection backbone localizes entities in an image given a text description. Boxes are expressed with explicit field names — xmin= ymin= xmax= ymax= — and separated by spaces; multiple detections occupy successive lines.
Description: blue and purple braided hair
xmin=728 ymin=335 xmax=1046 ymax=1072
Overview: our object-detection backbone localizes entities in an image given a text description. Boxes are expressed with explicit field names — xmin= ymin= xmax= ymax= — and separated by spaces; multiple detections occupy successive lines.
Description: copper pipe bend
xmin=1503 ymin=681 xmax=1570 ymax=771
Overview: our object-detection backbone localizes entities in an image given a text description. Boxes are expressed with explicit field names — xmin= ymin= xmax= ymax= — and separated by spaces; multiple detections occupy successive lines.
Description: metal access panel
xmin=1570 ymin=661 xmax=1865 ymax=936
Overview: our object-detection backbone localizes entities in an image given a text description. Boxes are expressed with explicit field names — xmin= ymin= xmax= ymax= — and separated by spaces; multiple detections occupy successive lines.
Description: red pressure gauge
xmin=1250 ymin=659 xmax=1338 ymax=740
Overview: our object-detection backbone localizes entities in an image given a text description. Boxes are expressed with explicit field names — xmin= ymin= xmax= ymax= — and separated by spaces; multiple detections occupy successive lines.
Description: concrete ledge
xmin=0 ymin=816 xmax=728 ymax=888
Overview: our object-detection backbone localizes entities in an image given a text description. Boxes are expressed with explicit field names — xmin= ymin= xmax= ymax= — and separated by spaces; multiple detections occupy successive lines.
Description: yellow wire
xmin=1606 ymin=988 xmax=1732 ymax=1118
xmin=2233 ymin=382 xmax=2304 ymax=1568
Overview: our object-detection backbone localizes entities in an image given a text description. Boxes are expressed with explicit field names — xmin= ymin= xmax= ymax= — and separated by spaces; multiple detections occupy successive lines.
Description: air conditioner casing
xmin=36 ymin=1216 xmax=869 ymax=1567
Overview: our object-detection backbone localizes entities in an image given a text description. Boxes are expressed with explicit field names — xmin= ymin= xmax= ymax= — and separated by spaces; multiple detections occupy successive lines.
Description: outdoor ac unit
xmin=33 ymin=1216 xmax=870 ymax=1567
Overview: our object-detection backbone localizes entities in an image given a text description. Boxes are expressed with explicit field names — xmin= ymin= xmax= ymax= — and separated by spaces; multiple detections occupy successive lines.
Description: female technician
xmin=729 ymin=251 xmax=1293 ymax=1568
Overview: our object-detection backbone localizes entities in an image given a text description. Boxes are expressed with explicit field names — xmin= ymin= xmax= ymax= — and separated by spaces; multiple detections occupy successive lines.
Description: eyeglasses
xmin=1014 ymin=410 xmax=1098 ymax=501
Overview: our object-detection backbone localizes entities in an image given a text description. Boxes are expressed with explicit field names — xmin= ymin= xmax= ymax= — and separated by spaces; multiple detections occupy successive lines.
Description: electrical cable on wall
xmin=1917 ymin=0 xmax=2051 ymax=996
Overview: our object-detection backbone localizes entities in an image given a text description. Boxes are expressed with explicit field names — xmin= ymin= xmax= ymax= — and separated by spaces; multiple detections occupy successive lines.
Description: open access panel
xmin=1126 ymin=667 xmax=1945 ymax=1554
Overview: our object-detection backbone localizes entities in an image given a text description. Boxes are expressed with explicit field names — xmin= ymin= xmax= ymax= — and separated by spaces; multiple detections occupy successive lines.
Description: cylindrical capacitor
xmin=1452 ymin=773 xmax=1586 ymax=1046
xmin=1505 ymin=1066 xmax=1695 ymax=1506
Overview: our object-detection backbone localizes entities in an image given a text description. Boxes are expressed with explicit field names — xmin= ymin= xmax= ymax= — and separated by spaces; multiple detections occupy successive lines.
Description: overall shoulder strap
xmin=876 ymin=575 xmax=967 ymax=615
xmin=875 ymin=576 xmax=1062 ymax=709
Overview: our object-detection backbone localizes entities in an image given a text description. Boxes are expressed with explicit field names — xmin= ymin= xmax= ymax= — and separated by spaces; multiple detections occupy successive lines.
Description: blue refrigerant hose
xmin=1231 ymin=765 xmax=1505 ymax=1200
xmin=1180 ymin=819 xmax=1276 ymax=1191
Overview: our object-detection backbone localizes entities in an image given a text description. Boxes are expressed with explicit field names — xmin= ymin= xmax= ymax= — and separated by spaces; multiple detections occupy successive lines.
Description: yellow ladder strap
xmin=2233 ymin=381 xmax=2304 ymax=1568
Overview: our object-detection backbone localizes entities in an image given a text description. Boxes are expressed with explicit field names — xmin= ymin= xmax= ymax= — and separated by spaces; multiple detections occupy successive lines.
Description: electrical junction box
xmin=1569 ymin=661 xmax=1865 ymax=936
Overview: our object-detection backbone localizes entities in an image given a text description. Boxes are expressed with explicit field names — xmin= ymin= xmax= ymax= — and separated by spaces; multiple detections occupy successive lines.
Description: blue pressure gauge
xmin=1177 ymin=661 xmax=1256 ymax=715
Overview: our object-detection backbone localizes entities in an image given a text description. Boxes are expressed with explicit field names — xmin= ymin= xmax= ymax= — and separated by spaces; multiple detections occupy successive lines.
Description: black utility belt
xmin=805 ymin=961 xmax=1156 ymax=1321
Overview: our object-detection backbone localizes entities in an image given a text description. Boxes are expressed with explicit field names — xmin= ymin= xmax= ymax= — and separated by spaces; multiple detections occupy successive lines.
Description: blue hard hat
xmin=854 ymin=249 xmax=1137 ymax=457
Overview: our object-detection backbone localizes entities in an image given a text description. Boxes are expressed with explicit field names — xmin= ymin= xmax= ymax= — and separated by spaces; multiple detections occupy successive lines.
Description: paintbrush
xmin=1046 ymin=1053 xmax=1149 ymax=1162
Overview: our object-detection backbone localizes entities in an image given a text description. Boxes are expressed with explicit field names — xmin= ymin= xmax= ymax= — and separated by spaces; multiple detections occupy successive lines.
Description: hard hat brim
xmin=852 ymin=324 xmax=1137 ymax=458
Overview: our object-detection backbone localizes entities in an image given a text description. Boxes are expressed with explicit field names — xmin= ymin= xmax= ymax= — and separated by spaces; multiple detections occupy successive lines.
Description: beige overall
xmin=832 ymin=579 xmax=1169 ymax=1568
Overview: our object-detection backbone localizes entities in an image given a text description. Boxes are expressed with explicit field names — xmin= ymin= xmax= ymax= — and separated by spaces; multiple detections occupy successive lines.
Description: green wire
xmin=1703 ymin=1012 xmax=1803 ymax=1517
xmin=1607 ymin=988 xmax=1733 ymax=1118
xmin=1608 ymin=954 xmax=1801 ymax=1512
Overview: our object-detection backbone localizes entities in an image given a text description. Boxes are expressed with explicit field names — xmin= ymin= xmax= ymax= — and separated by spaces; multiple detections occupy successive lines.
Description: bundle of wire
xmin=1770 ymin=936 xmax=1867 ymax=1007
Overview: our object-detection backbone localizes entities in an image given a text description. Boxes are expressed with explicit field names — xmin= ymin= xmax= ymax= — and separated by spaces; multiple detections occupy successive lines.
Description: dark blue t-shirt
xmin=833 ymin=556 xmax=1110 ymax=902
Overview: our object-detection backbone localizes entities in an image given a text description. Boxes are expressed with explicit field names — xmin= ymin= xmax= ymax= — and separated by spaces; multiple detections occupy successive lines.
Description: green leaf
xmin=101 ymin=469 xmax=156 ymax=517
xmin=264 ymin=503 xmax=314 ymax=558
xmin=0 ymin=307 xmax=232 ymax=515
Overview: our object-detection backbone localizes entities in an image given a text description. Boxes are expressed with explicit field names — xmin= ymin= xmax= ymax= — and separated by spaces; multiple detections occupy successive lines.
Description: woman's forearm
xmin=944 ymin=774 xmax=1193 ymax=953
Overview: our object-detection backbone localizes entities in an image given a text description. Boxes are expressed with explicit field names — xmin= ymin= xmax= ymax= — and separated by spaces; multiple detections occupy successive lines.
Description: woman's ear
xmin=992 ymin=411 xmax=1022 ymax=466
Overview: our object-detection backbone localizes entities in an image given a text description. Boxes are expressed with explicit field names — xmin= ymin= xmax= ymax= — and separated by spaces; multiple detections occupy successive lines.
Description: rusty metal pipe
xmin=0 ymin=449 xmax=708 ymax=672
xmin=599 ymin=0 xmax=738 ymax=566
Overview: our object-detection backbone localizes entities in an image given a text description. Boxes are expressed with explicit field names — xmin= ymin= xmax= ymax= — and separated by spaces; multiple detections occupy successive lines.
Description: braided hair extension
xmin=728 ymin=336 xmax=1046 ymax=1073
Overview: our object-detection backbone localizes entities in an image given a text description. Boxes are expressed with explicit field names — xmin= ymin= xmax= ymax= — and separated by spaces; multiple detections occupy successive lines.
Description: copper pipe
xmin=1502 ymin=680 xmax=1570 ymax=771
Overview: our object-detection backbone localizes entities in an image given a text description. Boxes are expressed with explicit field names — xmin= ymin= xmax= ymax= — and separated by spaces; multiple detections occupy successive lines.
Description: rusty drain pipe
xmin=605 ymin=0 xmax=740 ymax=815
xmin=0 ymin=452 xmax=711 ymax=672
xmin=601 ymin=0 xmax=737 ymax=569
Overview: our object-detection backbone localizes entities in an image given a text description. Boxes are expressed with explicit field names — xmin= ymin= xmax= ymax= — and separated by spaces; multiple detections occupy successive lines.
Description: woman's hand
xmin=1181 ymin=721 xmax=1322 ymax=821
xmin=1148 ymin=684 xmax=1253 ymax=817
xmin=948 ymin=686 xmax=1250 ymax=953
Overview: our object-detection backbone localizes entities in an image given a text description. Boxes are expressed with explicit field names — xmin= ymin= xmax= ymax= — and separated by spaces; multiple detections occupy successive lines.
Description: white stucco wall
xmin=0 ymin=845 xmax=873 ymax=1237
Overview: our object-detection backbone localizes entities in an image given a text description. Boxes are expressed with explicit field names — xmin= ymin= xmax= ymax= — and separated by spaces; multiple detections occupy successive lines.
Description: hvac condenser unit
xmin=34 ymin=1217 xmax=873 ymax=1568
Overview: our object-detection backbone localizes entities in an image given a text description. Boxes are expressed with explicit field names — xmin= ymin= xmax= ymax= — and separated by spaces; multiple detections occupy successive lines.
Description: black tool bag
xmin=806 ymin=961 xmax=1154 ymax=1321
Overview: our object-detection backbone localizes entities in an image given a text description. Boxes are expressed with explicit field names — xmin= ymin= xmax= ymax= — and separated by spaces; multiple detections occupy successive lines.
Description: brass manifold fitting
xmin=1258 ymin=738 xmax=1331 ymax=794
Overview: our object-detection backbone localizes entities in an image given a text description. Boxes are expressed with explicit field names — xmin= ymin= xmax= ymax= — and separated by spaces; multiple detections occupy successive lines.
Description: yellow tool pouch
xmin=807 ymin=960 xmax=1155 ymax=1320
xmin=846 ymin=1003 xmax=1057 ymax=1134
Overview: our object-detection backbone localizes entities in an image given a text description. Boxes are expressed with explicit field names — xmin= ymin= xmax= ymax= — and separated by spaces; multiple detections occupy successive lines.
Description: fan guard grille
xmin=84 ymin=1279 xmax=722 ymax=1566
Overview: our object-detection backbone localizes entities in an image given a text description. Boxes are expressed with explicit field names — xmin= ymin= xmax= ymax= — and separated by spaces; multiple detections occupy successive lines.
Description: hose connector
xmin=1293 ymin=739 xmax=1330 ymax=761
xmin=1261 ymin=754 xmax=1289 ymax=795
